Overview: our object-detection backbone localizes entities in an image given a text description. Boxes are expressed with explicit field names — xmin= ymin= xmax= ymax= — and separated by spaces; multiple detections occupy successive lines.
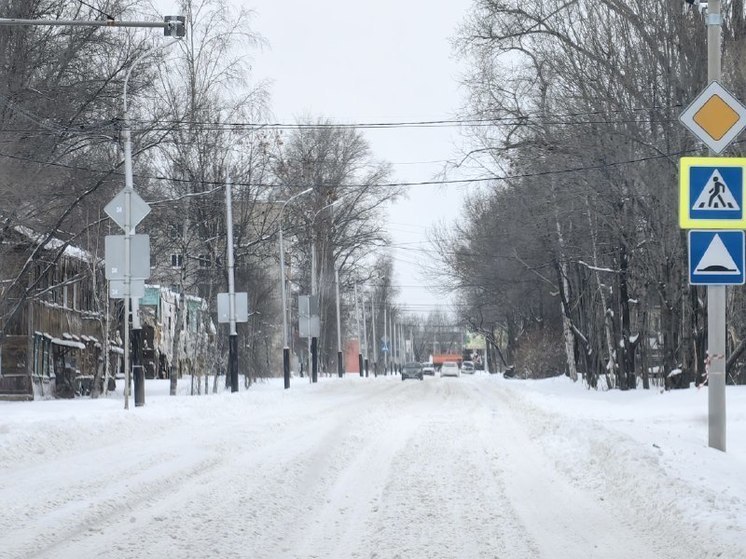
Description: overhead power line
xmin=0 ymin=103 xmax=684 ymax=136
xmin=124 ymin=103 xmax=683 ymax=130
xmin=0 ymin=145 xmax=690 ymax=191
xmin=0 ymin=116 xmax=677 ymax=135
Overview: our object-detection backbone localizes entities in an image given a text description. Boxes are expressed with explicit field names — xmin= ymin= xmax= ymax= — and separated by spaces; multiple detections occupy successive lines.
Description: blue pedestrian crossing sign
xmin=680 ymin=157 xmax=746 ymax=229
xmin=688 ymin=230 xmax=745 ymax=285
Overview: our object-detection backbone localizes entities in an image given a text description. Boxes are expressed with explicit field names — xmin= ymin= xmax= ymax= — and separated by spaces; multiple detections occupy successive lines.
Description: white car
xmin=440 ymin=361 xmax=460 ymax=377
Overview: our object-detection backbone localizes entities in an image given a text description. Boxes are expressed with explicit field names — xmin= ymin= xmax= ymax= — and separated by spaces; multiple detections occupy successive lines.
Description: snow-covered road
xmin=1 ymin=375 xmax=743 ymax=558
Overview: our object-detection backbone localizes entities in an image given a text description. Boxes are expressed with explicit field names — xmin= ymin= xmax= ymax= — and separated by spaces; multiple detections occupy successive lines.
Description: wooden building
xmin=0 ymin=226 xmax=109 ymax=400
xmin=1 ymin=226 xmax=215 ymax=400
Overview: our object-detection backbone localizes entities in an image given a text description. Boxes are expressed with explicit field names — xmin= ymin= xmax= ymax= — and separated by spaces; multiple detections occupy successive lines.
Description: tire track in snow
xmin=10 ymin=380 xmax=404 ymax=559
xmin=286 ymin=377 xmax=540 ymax=558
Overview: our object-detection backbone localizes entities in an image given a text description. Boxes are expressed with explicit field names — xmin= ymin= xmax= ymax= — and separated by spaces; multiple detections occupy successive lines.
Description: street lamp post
xmin=335 ymin=267 xmax=344 ymax=377
xmin=355 ymin=283 xmax=363 ymax=377
xmin=308 ymin=199 xmax=345 ymax=382
xmin=370 ymin=291 xmax=377 ymax=377
xmin=279 ymin=188 xmax=313 ymax=389
xmin=121 ymin=39 xmax=179 ymax=409
xmin=362 ymin=290 xmax=369 ymax=377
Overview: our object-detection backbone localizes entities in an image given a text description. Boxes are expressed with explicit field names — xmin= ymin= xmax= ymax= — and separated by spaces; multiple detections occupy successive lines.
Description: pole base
xmin=229 ymin=334 xmax=239 ymax=393
xmin=283 ymin=347 xmax=291 ymax=389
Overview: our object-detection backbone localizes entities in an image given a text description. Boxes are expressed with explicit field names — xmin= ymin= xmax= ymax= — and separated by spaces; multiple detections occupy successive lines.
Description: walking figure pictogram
xmin=703 ymin=174 xmax=733 ymax=208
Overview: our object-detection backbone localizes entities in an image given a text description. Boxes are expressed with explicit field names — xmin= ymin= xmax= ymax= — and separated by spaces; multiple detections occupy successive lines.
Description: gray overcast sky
xmin=156 ymin=0 xmax=476 ymax=315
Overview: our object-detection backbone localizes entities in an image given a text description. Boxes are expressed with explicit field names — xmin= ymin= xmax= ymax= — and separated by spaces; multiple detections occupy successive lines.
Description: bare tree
xmin=272 ymin=121 xmax=400 ymax=371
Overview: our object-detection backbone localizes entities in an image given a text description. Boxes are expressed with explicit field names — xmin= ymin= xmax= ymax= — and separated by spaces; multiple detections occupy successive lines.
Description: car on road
xmin=422 ymin=363 xmax=435 ymax=375
xmin=440 ymin=361 xmax=460 ymax=377
xmin=461 ymin=360 xmax=475 ymax=374
xmin=402 ymin=361 xmax=424 ymax=381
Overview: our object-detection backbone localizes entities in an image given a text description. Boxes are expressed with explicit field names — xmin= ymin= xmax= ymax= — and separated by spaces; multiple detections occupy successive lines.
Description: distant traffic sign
xmin=217 ymin=292 xmax=249 ymax=323
xmin=679 ymin=157 xmax=746 ymax=228
xmin=298 ymin=295 xmax=320 ymax=338
xmin=688 ymin=230 xmax=745 ymax=285
xmin=104 ymin=234 xmax=151 ymax=280
xmin=679 ymin=81 xmax=746 ymax=153
xmin=109 ymin=279 xmax=145 ymax=299
xmin=104 ymin=188 xmax=151 ymax=233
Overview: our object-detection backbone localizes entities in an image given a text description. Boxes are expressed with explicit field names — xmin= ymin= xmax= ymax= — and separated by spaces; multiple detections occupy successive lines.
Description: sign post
xmin=678 ymin=0 xmax=735 ymax=451
xmin=104 ymin=190 xmax=151 ymax=409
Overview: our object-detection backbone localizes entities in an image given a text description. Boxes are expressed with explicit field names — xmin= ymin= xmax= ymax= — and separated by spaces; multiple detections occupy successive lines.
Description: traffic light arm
xmin=0 ymin=16 xmax=186 ymax=37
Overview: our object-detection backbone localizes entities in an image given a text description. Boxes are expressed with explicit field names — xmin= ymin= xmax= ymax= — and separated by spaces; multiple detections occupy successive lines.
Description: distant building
xmin=0 ymin=226 xmax=109 ymax=399
xmin=0 ymin=227 xmax=214 ymax=400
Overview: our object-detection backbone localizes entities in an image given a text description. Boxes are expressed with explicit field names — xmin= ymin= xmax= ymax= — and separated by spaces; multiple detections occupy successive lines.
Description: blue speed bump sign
xmin=680 ymin=157 xmax=746 ymax=229
xmin=688 ymin=230 xmax=745 ymax=285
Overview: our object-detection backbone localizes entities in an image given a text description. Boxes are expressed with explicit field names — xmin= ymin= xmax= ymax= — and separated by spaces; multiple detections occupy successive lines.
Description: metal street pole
xmin=226 ymin=178 xmax=239 ymax=393
xmin=355 ymin=283 xmax=363 ymax=377
xmin=0 ymin=17 xmax=184 ymax=31
xmin=310 ymin=241 xmax=318 ymax=383
xmin=371 ymin=294 xmax=377 ymax=377
xmin=307 ymin=245 xmax=317 ymax=381
xmin=484 ymin=332 xmax=491 ymax=374
xmin=383 ymin=307 xmax=388 ymax=375
xmin=121 ymin=39 xmax=179 ymax=409
xmin=362 ymin=290 xmax=369 ymax=377
xmin=392 ymin=318 xmax=397 ymax=374
xmin=278 ymin=188 xmax=313 ymax=389
xmin=707 ymin=0 xmax=726 ymax=451
xmin=308 ymin=199 xmax=344 ymax=382
xmin=335 ymin=267 xmax=344 ymax=377
xmin=132 ymin=297 xmax=144 ymax=406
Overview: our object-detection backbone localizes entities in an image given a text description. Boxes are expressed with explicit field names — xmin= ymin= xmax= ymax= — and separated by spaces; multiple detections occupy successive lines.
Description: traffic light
xmin=164 ymin=15 xmax=185 ymax=38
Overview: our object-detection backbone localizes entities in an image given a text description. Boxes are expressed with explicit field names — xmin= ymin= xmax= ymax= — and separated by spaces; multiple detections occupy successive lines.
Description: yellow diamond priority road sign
xmin=680 ymin=81 xmax=746 ymax=154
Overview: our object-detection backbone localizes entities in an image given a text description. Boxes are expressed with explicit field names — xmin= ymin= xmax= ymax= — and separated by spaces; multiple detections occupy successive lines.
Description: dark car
xmin=402 ymin=361 xmax=424 ymax=381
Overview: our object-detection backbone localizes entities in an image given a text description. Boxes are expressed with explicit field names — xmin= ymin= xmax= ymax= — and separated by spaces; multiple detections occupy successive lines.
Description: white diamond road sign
xmin=104 ymin=188 xmax=151 ymax=233
xmin=679 ymin=81 xmax=746 ymax=154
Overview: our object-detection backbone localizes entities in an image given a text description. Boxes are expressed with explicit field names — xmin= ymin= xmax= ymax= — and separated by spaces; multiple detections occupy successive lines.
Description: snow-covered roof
xmin=50 ymin=337 xmax=86 ymax=350
xmin=13 ymin=225 xmax=96 ymax=263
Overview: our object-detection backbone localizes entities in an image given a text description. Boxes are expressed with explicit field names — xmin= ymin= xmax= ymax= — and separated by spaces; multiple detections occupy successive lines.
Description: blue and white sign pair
xmin=689 ymin=230 xmax=745 ymax=285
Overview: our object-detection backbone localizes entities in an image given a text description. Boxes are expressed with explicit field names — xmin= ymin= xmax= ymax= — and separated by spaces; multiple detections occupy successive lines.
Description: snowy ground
xmin=1 ymin=373 xmax=744 ymax=559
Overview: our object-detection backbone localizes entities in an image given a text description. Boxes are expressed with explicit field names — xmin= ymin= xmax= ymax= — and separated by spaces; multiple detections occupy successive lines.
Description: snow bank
xmin=497 ymin=375 xmax=746 ymax=554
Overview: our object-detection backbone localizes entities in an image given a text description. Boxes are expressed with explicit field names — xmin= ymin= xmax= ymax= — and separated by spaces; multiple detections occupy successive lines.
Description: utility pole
xmin=371 ymin=295 xmax=377 ymax=377
xmin=132 ymin=298 xmax=144 ymax=406
xmin=393 ymin=321 xmax=399 ymax=371
xmin=484 ymin=332 xmax=491 ymax=374
xmin=278 ymin=188 xmax=312 ymax=389
xmin=362 ymin=290 xmax=369 ymax=377
xmin=383 ymin=307 xmax=388 ymax=375
xmin=225 ymin=179 xmax=239 ymax=393
xmin=355 ymin=283 xmax=363 ymax=377
xmin=335 ymin=267 xmax=344 ymax=377
xmin=410 ymin=326 xmax=414 ymax=363
xmin=707 ymin=0 xmax=726 ymax=451
xmin=310 ymin=243 xmax=317 ymax=383
xmin=394 ymin=320 xmax=399 ymax=373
